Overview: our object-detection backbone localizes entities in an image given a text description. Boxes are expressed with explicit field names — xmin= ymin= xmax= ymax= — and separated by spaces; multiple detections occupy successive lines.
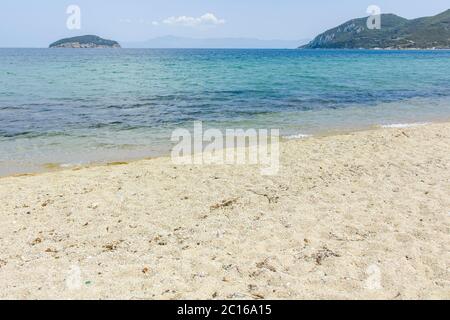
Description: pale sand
xmin=0 ymin=123 xmax=449 ymax=300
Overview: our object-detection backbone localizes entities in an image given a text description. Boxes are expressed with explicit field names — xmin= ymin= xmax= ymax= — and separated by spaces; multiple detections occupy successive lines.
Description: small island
xmin=49 ymin=35 xmax=121 ymax=48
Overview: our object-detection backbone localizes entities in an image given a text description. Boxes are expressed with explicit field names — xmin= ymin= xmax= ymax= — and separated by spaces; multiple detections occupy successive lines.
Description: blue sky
xmin=0 ymin=1 xmax=449 ymax=47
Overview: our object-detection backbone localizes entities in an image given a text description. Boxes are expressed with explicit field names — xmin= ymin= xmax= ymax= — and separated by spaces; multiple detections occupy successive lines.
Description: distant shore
xmin=2 ymin=47 xmax=450 ymax=50
xmin=297 ymin=47 xmax=450 ymax=50
xmin=1 ymin=122 xmax=449 ymax=299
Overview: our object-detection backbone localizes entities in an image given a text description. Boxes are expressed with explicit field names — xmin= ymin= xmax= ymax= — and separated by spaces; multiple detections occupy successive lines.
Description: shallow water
xmin=1 ymin=49 xmax=450 ymax=175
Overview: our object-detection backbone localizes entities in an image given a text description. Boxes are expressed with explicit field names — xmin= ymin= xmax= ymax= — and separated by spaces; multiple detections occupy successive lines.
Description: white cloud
xmin=118 ymin=13 xmax=224 ymax=28
xmin=162 ymin=13 xmax=225 ymax=27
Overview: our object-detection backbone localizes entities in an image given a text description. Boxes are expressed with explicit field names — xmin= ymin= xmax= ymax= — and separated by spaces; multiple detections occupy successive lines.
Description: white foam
xmin=380 ymin=122 xmax=430 ymax=129
xmin=283 ymin=133 xmax=311 ymax=140
xmin=60 ymin=162 xmax=84 ymax=168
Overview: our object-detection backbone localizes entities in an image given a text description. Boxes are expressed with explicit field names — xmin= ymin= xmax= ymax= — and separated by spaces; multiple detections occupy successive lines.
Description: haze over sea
xmin=1 ymin=48 xmax=450 ymax=175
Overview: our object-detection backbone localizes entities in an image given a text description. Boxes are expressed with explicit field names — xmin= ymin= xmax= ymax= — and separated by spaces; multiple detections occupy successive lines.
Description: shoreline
xmin=2 ymin=120 xmax=447 ymax=179
xmin=1 ymin=121 xmax=449 ymax=299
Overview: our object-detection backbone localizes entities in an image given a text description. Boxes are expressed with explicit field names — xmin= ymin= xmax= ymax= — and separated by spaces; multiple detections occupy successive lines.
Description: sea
xmin=1 ymin=48 xmax=450 ymax=175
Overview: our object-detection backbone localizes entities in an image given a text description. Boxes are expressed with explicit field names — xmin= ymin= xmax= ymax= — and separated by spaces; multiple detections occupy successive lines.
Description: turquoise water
xmin=1 ymin=49 xmax=450 ymax=175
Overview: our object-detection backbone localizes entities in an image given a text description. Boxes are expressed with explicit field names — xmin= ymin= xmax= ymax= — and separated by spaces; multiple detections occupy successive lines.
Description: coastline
xmin=2 ymin=120 xmax=449 ymax=179
xmin=0 ymin=122 xmax=449 ymax=299
xmin=297 ymin=48 xmax=450 ymax=50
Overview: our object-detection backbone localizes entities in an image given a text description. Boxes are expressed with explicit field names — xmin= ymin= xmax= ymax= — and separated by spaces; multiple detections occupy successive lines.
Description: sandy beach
xmin=0 ymin=122 xmax=449 ymax=300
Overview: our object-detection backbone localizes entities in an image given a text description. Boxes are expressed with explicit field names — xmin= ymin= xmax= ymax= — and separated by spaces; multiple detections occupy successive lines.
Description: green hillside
xmin=301 ymin=9 xmax=450 ymax=49
xmin=49 ymin=35 xmax=121 ymax=48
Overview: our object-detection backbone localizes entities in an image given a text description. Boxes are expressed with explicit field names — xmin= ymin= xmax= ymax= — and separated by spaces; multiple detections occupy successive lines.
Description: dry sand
xmin=0 ymin=123 xmax=449 ymax=300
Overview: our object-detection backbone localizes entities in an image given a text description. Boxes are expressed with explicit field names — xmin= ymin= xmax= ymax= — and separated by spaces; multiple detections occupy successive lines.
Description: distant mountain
xmin=122 ymin=36 xmax=308 ymax=49
xmin=301 ymin=9 xmax=450 ymax=49
xmin=49 ymin=35 xmax=121 ymax=48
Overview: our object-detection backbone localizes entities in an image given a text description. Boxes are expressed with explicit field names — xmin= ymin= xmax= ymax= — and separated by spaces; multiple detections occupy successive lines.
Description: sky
xmin=0 ymin=0 xmax=449 ymax=47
